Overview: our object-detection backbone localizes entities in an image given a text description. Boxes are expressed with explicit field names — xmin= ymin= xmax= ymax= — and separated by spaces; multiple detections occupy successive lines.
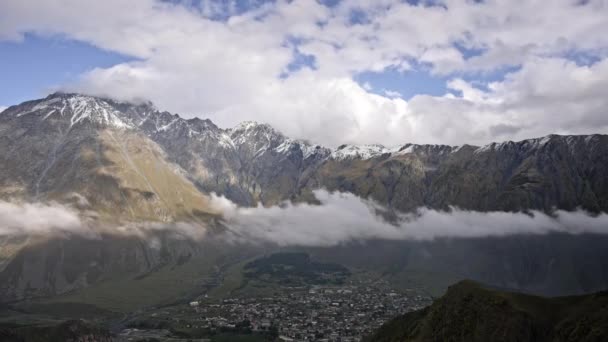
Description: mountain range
xmin=1 ymin=93 xmax=608 ymax=305
xmin=1 ymin=92 xmax=607 ymax=220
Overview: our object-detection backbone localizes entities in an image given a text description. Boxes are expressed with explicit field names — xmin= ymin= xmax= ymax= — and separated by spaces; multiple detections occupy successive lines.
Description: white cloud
xmin=0 ymin=0 xmax=607 ymax=146
xmin=0 ymin=200 xmax=208 ymax=241
xmin=0 ymin=106 xmax=7 ymax=114
xmin=113 ymin=221 xmax=208 ymax=242
xmin=211 ymin=190 xmax=608 ymax=247
xmin=0 ymin=201 xmax=84 ymax=236
xmin=382 ymin=89 xmax=402 ymax=98
xmin=2 ymin=193 xmax=608 ymax=247
xmin=405 ymin=57 xmax=608 ymax=144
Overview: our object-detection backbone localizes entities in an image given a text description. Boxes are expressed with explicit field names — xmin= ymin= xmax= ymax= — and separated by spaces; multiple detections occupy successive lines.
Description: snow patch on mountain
xmin=272 ymin=139 xmax=329 ymax=160
xmin=302 ymin=144 xmax=329 ymax=159
xmin=393 ymin=145 xmax=414 ymax=155
xmin=15 ymin=97 xmax=63 ymax=118
xmin=329 ymin=144 xmax=419 ymax=160
xmin=66 ymin=95 xmax=133 ymax=128
xmin=218 ymin=132 xmax=236 ymax=149
xmin=157 ymin=118 xmax=180 ymax=132
xmin=328 ymin=143 xmax=462 ymax=160
xmin=230 ymin=121 xmax=283 ymax=145
xmin=475 ymin=135 xmax=558 ymax=154
xmin=330 ymin=144 xmax=389 ymax=160
xmin=11 ymin=94 xmax=134 ymax=129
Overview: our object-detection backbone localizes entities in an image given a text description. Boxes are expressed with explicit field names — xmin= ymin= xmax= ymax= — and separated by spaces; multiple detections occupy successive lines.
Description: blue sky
xmin=0 ymin=34 xmax=133 ymax=106
xmin=355 ymin=68 xmax=448 ymax=99
xmin=0 ymin=0 xmax=528 ymax=107
xmin=0 ymin=32 xmax=455 ymax=106
xmin=0 ymin=0 xmax=527 ymax=109
xmin=0 ymin=0 xmax=491 ymax=107
xmin=0 ymin=35 xmax=516 ymax=108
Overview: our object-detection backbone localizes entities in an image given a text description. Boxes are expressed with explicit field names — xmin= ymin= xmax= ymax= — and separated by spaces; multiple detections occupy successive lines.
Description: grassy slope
xmin=40 ymin=254 xmax=222 ymax=313
xmin=37 ymin=242 xmax=265 ymax=313
xmin=91 ymin=129 xmax=218 ymax=222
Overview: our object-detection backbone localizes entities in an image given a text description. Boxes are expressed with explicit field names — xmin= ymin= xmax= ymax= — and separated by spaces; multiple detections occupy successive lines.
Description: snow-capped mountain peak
xmin=11 ymin=93 xmax=134 ymax=129
xmin=330 ymin=144 xmax=390 ymax=160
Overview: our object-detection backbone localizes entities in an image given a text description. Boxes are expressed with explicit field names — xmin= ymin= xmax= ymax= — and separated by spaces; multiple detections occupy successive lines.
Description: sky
xmin=1 ymin=0 xmax=608 ymax=147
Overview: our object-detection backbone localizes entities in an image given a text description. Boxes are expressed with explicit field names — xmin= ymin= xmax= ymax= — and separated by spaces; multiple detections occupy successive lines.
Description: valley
xmin=0 ymin=251 xmax=432 ymax=341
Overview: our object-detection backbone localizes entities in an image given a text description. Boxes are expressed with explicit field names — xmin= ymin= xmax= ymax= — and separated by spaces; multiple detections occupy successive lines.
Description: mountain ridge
xmin=8 ymin=92 xmax=608 ymax=156
xmin=2 ymin=92 xmax=608 ymax=214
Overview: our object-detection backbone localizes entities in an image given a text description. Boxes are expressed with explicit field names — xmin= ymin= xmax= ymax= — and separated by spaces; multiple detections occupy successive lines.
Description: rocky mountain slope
xmin=0 ymin=94 xmax=217 ymax=222
xmin=1 ymin=92 xmax=607 ymax=216
xmin=367 ymin=280 xmax=608 ymax=342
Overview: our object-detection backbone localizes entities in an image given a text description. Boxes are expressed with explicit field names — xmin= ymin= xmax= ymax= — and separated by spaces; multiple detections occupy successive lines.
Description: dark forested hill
xmin=367 ymin=280 xmax=608 ymax=342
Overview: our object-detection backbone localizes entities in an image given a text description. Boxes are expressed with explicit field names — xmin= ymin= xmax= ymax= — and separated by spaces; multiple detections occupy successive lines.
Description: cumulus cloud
xmin=211 ymin=190 xmax=608 ymax=247
xmin=405 ymin=57 xmax=608 ymax=144
xmin=1 ymin=0 xmax=608 ymax=146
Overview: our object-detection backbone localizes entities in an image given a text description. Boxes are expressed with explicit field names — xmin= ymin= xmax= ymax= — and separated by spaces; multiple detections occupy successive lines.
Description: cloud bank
xmin=2 ymin=192 xmax=608 ymax=247
xmin=212 ymin=190 xmax=608 ymax=246
xmin=0 ymin=201 xmax=208 ymax=241
xmin=1 ymin=0 xmax=608 ymax=146
xmin=0 ymin=201 xmax=83 ymax=236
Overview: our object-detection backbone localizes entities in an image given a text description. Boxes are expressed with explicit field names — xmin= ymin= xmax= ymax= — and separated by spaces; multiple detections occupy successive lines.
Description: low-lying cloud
xmin=0 ymin=201 xmax=84 ymax=236
xmin=113 ymin=221 xmax=208 ymax=242
xmin=2 ymin=191 xmax=608 ymax=247
xmin=0 ymin=201 xmax=208 ymax=241
xmin=211 ymin=190 xmax=608 ymax=247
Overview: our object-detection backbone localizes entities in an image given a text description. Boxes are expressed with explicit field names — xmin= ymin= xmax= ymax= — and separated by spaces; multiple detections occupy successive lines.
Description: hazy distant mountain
xmin=1 ymin=92 xmax=607 ymax=217
xmin=367 ymin=280 xmax=608 ymax=342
